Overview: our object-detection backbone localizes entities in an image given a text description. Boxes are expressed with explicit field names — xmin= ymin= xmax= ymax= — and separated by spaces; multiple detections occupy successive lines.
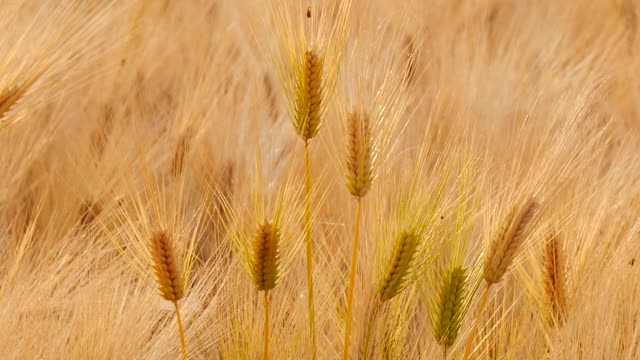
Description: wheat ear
xmin=150 ymin=230 xmax=187 ymax=360
xmin=464 ymin=197 xmax=538 ymax=359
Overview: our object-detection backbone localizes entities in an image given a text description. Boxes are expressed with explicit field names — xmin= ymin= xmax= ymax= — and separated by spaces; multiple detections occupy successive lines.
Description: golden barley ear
xmin=542 ymin=233 xmax=566 ymax=326
xmin=250 ymin=220 xmax=281 ymax=292
xmin=434 ymin=266 xmax=467 ymax=348
xmin=0 ymin=85 xmax=27 ymax=125
xmin=0 ymin=68 xmax=46 ymax=130
xmin=346 ymin=109 xmax=373 ymax=198
xmin=171 ymin=127 xmax=193 ymax=179
xmin=150 ymin=230 xmax=184 ymax=302
xmin=294 ymin=49 xmax=323 ymax=141
xmin=483 ymin=197 xmax=538 ymax=284
xmin=79 ymin=199 xmax=102 ymax=227
xmin=378 ymin=231 xmax=420 ymax=301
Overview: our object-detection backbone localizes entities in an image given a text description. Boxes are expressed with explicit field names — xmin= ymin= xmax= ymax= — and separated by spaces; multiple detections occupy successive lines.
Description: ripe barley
xmin=542 ymin=233 xmax=566 ymax=326
xmin=345 ymin=110 xmax=373 ymax=198
xmin=483 ymin=197 xmax=539 ymax=284
xmin=294 ymin=49 xmax=323 ymax=142
xmin=250 ymin=220 xmax=280 ymax=292
xmin=464 ymin=196 xmax=539 ymax=359
xmin=150 ymin=230 xmax=187 ymax=359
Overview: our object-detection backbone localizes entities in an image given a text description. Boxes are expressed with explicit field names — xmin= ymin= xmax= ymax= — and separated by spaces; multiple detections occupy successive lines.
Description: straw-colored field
xmin=1 ymin=1 xmax=639 ymax=359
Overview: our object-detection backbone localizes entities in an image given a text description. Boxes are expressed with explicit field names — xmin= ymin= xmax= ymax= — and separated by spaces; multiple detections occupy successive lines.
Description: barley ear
xmin=346 ymin=109 xmax=373 ymax=198
xmin=483 ymin=197 xmax=538 ymax=285
xmin=542 ymin=233 xmax=566 ymax=326
xmin=250 ymin=220 xmax=281 ymax=292
xmin=378 ymin=231 xmax=420 ymax=301
xmin=434 ymin=266 xmax=467 ymax=349
xmin=294 ymin=49 xmax=323 ymax=141
xmin=150 ymin=230 xmax=185 ymax=302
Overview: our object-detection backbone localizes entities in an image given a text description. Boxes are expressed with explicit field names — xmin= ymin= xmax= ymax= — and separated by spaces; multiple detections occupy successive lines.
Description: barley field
xmin=1 ymin=0 xmax=639 ymax=359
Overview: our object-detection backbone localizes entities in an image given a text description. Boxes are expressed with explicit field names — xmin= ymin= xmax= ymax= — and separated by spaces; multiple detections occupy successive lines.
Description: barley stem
xmin=303 ymin=141 xmax=317 ymax=359
xmin=363 ymin=299 xmax=382 ymax=359
xmin=463 ymin=286 xmax=491 ymax=360
xmin=343 ymin=197 xmax=362 ymax=360
xmin=264 ymin=291 xmax=270 ymax=360
xmin=173 ymin=301 xmax=188 ymax=360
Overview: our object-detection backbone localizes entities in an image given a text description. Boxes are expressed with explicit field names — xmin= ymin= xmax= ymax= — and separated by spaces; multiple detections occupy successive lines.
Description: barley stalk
xmin=343 ymin=197 xmax=362 ymax=360
xmin=303 ymin=141 xmax=317 ymax=358
xmin=264 ymin=291 xmax=270 ymax=360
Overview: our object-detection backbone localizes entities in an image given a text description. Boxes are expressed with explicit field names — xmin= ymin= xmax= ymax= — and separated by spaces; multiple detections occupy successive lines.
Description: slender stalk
xmin=173 ymin=301 xmax=188 ymax=360
xmin=303 ymin=141 xmax=317 ymax=359
xmin=264 ymin=291 xmax=270 ymax=360
xmin=343 ymin=197 xmax=362 ymax=359
xmin=362 ymin=300 xmax=382 ymax=359
xmin=463 ymin=286 xmax=491 ymax=360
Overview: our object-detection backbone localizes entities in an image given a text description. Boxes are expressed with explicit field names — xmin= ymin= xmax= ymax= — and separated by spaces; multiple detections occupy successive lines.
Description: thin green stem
xmin=303 ymin=141 xmax=317 ymax=359
xmin=463 ymin=285 xmax=491 ymax=360
xmin=173 ymin=301 xmax=188 ymax=360
xmin=264 ymin=291 xmax=270 ymax=360
xmin=343 ymin=197 xmax=362 ymax=360
xmin=362 ymin=299 xmax=382 ymax=359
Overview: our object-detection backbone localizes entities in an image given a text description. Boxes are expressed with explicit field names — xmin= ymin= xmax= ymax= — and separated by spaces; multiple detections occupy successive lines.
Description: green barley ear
xmin=377 ymin=231 xmax=420 ymax=301
xmin=250 ymin=220 xmax=281 ymax=292
xmin=484 ymin=197 xmax=538 ymax=285
xmin=434 ymin=266 xmax=467 ymax=348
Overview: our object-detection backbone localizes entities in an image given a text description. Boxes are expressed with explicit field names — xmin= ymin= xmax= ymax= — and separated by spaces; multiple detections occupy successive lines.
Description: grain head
xmin=542 ymin=232 xmax=566 ymax=326
xmin=269 ymin=0 xmax=352 ymax=142
xmin=483 ymin=197 xmax=539 ymax=285
xmin=250 ymin=220 xmax=281 ymax=292
xmin=150 ymin=230 xmax=184 ymax=302
xmin=434 ymin=266 xmax=467 ymax=348
xmin=345 ymin=109 xmax=373 ymax=198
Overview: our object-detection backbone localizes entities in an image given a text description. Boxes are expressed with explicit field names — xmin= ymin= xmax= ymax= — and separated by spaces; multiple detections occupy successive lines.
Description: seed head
xmin=250 ymin=220 xmax=281 ymax=291
xmin=150 ymin=230 xmax=184 ymax=302
xmin=542 ymin=233 xmax=566 ymax=326
xmin=483 ymin=197 xmax=538 ymax=284
xmin=293 ymin=49 xmax=323 ymax=141
xmin=434 ymin=266 xmax=467 ymax=347
xmin=378 ymin=231 xmax=420 ymax=301
xmin=345 ymin=110 xmax=373 ymax=198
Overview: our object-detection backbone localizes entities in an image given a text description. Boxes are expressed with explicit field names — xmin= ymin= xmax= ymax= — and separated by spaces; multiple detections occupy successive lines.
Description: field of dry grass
xmin=2 ymin=0 xmax=640 ymax=359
